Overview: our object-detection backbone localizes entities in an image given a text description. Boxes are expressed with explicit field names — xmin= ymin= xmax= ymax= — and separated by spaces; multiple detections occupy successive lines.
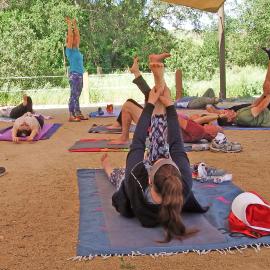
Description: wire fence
xmin=0 ymin=72 xmax=176 ymax=106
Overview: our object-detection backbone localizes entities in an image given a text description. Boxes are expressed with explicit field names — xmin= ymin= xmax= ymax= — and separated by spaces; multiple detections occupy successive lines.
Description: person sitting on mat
xmin=0 ymin=94 xmax=33 ymax=119
xmin=108 ymin=56 xmax=222 ymax=144
xmin=101 ymin=53 xmax=207 ymax=242
xmin=65 ymin=17 xmax=88 ymax=122
xmin=12 ymin=112 xmax=44 ymax=143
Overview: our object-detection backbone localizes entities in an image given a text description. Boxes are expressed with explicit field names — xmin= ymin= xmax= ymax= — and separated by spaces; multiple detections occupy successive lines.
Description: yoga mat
xmin=89 ymin=108 xmax=121 ymax=118
xmin=0 ymin=114 xmax=53 ymax=123
xmin=223 ymin=126 xmax=270 ymax=130
xmin=69 ymin=139 xmax=131 ymax=152
xmin=88 ymin=124 xmax=136 ymax=134
xmin=76 ymin=169 xmax=270 ymax=256
xmin=68 ymin=139 xmax=207 ymax=152
xmin=0 ymin=116 xmax=14 ymax=123
xmin=0 ymin=123 xmax=62 ymax=141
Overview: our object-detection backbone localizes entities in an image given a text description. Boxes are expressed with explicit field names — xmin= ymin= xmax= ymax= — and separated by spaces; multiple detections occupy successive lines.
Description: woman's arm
xmin=12 ymin=126 xmax=19 ymax=143
xmin=125 ymin=88 xmax=161 ymax=177
xmin=193 ymin=114 xmax=219 ymax=125
xmin=65 ymin=17 xmax=73 ymax=49
xmin=26 ymin=128 xmax=38 ymax=141
xmin=72 ymin=18 xmax=80 ymax=48
xmin=159 ymin=86 xmax=192 ymax=191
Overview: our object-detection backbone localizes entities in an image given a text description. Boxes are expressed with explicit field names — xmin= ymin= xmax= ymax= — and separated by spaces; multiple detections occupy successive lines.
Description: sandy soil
xmin=1 ymin=107 xmax=270 ymax=270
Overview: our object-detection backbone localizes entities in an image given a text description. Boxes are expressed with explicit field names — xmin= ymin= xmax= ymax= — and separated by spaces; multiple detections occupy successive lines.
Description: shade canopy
xmin=161 ymin=0 xmax=225 ymax=13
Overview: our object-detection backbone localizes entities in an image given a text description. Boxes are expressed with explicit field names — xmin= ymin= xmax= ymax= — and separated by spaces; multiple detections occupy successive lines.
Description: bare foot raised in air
xmin=129 ymin=56 xmax=140 ymax=75
xmin=149 ymin=52 xmax=171 ymax=63
xmin=109 ymin=136 xmax=129 ymax=145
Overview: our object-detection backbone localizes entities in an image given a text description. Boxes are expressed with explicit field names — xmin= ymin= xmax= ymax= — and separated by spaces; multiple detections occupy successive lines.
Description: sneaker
xmin=69 ymin=116 xmax=81 ymax=122
xmin=191 ymin=162 xmax=229 ymax=182
xmin=212 ymin=174 xmax=232 ymax=184
xmin=210 ymin=140 xmax=242 ymax=153
xmin=0 ymin=167 xmax=6 ymax=177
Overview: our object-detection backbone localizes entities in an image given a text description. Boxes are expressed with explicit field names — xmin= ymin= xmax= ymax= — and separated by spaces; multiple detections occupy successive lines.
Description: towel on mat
xmin=68 ymin=139 xmax=209 ymax=152
xmin=88 ymin=124 xmax=136 ymax=134
xmin=223 ymin=126 xmax=270 ymax=130
xmin=76 ymin=169 xmax=270 ymax=256
xmin=0 ymin=123 xmax=61 ymax=141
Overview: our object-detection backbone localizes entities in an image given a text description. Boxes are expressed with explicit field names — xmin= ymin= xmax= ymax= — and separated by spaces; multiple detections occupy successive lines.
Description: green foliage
xmin=166 ymin=30 xmax=218 ymax=81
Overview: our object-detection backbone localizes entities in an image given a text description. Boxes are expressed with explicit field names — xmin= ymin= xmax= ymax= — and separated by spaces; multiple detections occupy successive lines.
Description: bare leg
xmin=129 ymin=56 xmax=141 ymax=79
xmin=110 ymin=101 xmax=143 ymax=144
xmin=101 ymin=154 xmax=113 ymax=178
xmin=263 ymin=61 xmax=270 ymax=95
xmin=149 ymin=61 xmax=166 ymax=114
xmin=251 ymin=94 xmax=270 ymax=117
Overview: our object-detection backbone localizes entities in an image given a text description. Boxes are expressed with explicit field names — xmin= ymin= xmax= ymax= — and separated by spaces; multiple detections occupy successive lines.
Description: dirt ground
xmin=1 ymin=106 xmax=270 ymax=270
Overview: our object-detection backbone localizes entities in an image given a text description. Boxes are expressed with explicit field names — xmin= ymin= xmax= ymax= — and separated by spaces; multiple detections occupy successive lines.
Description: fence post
xmin=175 ymin=69 xmax=182 ymax=100
xmin=81 ymin=71 xmax=89 ymax=105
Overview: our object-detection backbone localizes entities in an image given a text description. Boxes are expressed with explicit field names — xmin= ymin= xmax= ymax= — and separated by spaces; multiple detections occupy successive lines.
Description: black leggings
xmin=9 ymin=96 xmax=33 ymax=119
xmin=116 ymin=99 xmax=143 ymax=125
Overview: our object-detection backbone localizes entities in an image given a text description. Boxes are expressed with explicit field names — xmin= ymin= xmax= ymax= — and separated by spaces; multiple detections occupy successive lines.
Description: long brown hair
xmin=153 ymin=164 xmax=197 ymax=242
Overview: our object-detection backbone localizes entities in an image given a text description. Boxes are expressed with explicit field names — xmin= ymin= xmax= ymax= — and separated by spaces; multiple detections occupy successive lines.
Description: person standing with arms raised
xmin=65 ymin=17 xmax=88 ymax=122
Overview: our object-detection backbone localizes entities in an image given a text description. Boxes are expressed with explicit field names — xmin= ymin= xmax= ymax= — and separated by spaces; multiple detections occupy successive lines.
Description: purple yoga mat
xmin=0 ymin=123 xmax=61 ymax=141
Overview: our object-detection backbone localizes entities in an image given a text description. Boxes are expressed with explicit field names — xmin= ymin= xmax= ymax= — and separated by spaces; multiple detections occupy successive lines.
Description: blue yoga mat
xmin=76 ymin=169 xmax=270 ymax=256
xmin=223 ymin=126 xmax=270 ymax=130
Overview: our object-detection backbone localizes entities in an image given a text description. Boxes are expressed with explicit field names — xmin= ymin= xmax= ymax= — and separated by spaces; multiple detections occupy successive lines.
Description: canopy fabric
xmin=161 ymin=0 xmax=225 ymax=13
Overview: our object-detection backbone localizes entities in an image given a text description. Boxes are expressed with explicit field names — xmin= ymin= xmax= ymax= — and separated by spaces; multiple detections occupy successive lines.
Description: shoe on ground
xmin=69 ymin=116 xmax=81 ymax=122
xmin=75 ymin=113 xmax=88 ymax=120
xmin=210 ymin=140 xmax=242 ymax=153
xmin=0 ymin=167 xmax=6 ymax=177
xmin=212 ymin=174 xmax=233 ymax=183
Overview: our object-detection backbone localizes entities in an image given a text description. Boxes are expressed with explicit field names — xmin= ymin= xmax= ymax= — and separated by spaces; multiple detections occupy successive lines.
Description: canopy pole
xmin=218 ymin=5 xmax=226 ymax=99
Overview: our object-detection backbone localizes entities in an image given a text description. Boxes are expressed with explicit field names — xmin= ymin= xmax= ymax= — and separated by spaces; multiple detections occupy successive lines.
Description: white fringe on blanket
xmin=67 ymin=243 xmax=270 ymax=261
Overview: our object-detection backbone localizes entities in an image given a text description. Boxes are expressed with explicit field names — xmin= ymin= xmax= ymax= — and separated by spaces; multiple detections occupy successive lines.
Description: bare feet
xmin=107 ymin=122 xmax=122 ymax=129
xmin=101 ymin=153 xmax=110 ymax=168
xmin=206 ymin=105 xmax=219 ymax=114
xmin=149 ymin=53 xmax=171 ymax=63
xmin=109 ymin=137 xmax=129 ymax=145
xmin=129 ymin=56 xmax=140 ymax=75
xmin=101 ymin=153 xmax=113 ymax=177
xmin=23 ymin=95 xmax=28 ymax=106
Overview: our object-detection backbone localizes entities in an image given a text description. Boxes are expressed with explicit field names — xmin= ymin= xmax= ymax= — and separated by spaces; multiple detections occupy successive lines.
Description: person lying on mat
xmin=101 ymin=53 xmax=207 ymax=242
xmin=204 ymin=48 xmax=270 ymax=127
xmin=12 ymin=112 xmax=44 ymax=143
xmin=108 ymin=56 xmax=222 ymax=144
xmin=175 ymin=88 xmax=221 ymax=109
xmin=0 ymin=94 xmax=33 ymax=119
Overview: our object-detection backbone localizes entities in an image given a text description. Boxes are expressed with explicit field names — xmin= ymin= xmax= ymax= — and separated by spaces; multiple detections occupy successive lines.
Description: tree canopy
xmin=0 ymin=0 xmax=270 ymax=88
